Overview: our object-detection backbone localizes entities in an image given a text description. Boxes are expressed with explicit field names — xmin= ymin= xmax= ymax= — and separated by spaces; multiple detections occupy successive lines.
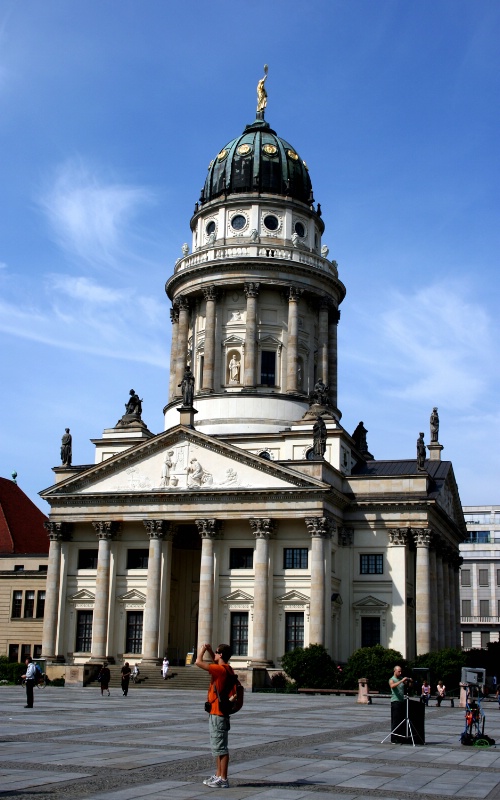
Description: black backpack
xmin=216 ymin=666 xmax=244 ymax=716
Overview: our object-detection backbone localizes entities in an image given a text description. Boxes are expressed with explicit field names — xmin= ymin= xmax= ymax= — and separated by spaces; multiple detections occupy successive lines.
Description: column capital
xmin=92 ymin=521 xmax=120 ymax=540
xmin=287 ymin=286 xmax=303 ymax=302
xmin=244 ymin=281 xmax=260 ymax=298
xmin=43 ymin=521 xmax=71 ymax=541
xmin=142 ymin=520 xmax=177 ymax=540
xmin=305 ymin=516 xmax=335 ymax=538
xmin=249 ymin=518 xmax=276 ymax=539
xmin=195 ymin=518 xmax=222 ymax=539
xmin=175 ymin=294 xmax=190 ymax=311
xmin=412 ymin=528 xmax=432 ymax=548
xmin=388 ymin=528 xmax=409 ymax=546
xmin=202 ymin=285 xmax=217 ymax=302
xmin=170 ymin=306 xmax=179 ymax=324
xmin=338 ymin=526 xmax=354 ymax=546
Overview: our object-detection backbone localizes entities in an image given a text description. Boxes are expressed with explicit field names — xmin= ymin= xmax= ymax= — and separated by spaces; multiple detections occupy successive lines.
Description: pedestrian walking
xmin=98 ymin=662 xmax=111 ymax=696
xmin=121 ymin=662 xmax=131 ymax=696
xmin=162 ymin=656 xmax=169 ymax=680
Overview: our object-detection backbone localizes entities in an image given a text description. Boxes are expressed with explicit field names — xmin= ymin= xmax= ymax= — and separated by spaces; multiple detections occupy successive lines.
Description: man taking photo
xmin=196 ymin=642 xmax=234 ymax=789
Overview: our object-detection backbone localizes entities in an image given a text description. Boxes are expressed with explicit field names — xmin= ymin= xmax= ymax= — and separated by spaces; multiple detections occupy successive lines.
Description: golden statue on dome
xmin=257 ymin=64 xmax=268 ymax=114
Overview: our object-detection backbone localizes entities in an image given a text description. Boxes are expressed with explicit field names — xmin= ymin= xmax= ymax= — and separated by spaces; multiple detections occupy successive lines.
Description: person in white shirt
xmin=21 ymin=657 xmax=37 ymax=708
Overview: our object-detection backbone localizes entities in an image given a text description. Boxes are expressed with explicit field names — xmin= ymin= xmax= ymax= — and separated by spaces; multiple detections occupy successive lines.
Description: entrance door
xmin=168 ymin=525 xmax=201 ymax=664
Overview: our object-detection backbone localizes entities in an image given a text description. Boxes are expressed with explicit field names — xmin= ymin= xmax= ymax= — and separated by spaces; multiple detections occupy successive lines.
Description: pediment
xmin=221 ymin=590 xmax=254 ymax=603
xmin=275 ymin=590 xmax=310 ymax=604
xmin=68 ymin=589 xmax=95 ymax=602
xmin=118 ymin=589 xmax=146 ymax=603
xmin=41 ymin=426 xmax=326 ymax=498
xmin=222 ymin=335 xmax=244 ymax=346
xmin=353 ymin=595 xmax=389 ymax=609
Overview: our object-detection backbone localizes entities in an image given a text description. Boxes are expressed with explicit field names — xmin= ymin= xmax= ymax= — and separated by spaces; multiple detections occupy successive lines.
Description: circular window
xmin=231 ymin=214 xmax=247 ymax=231
xmin=287 ymin=149 xmax=299 ymax=161
xmin=217 ymin=149 xmax=228 ymax=162
xmin=263 ymin=143 xmax=278 ymax=156
xmin=263 ymin=215 xmax=279 ymax=231
xmin=206 ymin=221 xmax=216 ymax=235
xmin=259 ymin=451 xmax=272 ymax=460
xmin=294 ymin=221 xmax=306 ymax=238
xmin=237 ymin=143 xmax=252 ymax=156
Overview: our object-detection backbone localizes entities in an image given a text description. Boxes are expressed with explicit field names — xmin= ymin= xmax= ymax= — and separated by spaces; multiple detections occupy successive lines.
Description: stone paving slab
xmin=2 ymin=688 xmax=500 ymax=799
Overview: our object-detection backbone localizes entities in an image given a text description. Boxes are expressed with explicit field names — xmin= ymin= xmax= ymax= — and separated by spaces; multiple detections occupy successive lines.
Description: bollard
xmin=459 ymin=683 xmax=467 ymax=708
xmin=358 ymin=677 xmax=371 ymax=704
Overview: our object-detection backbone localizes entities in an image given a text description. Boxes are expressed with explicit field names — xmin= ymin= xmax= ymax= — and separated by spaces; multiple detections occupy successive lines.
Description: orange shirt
xmin=207 ymin=663 xmax=234 ymax=716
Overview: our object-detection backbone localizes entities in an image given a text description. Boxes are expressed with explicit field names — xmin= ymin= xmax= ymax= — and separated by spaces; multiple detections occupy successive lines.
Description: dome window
xmin=206 ymin=221 xmax=216 ymax=236
xmin=237 ymin=143 xmax=252 ymax=156
xmin=231 ymin=214 xmax=247 ymax=231
xmin=263 ymin=214 xmax=279 ymax=231
xmin=287 ymin=149 xmax=299 ymax=161
xmin=294 ymin=222 xmax=306 ymax=238
xmin=263 ymin=144 xmax=278 ymax=156
xmin=217 ymin=149 xmax=228 ymax=162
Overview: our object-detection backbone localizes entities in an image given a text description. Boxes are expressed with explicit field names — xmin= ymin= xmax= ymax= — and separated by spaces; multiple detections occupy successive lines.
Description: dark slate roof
xmin=0 ymin=478 xmax=49 ymax=554
xmin=352 ymin=460 xmax=451 ymax=480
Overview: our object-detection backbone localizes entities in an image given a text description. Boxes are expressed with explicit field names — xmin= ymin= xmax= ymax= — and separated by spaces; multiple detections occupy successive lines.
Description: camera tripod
xmin=382 ymin=694 xmax=425 ymax=746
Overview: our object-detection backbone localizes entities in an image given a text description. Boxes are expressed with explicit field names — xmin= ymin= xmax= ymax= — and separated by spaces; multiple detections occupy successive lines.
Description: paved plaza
xmin=2 ymin=687 xmax=500 ymax=800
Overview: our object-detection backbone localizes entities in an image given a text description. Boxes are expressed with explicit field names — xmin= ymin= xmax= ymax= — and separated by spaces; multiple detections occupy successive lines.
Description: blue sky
xmin=0 ymin=0 xmax=498 ymax=510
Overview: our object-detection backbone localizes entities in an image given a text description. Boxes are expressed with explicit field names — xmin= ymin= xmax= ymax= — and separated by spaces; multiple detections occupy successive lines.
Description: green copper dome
xmin=200 ymin=118 xmax=313 ymax=206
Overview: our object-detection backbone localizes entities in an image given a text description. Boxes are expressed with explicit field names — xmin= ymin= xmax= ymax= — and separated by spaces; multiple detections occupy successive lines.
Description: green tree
xmin=411 ymin=648 xmax=466 ymax=690
xmin=280 ymin=644 xmax=340 ymax=689
xmin=343 ymin=645 xmax=406 ymax=692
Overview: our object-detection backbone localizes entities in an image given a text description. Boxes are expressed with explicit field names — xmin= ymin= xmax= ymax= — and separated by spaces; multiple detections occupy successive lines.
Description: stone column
xmin=388 ymin=528 xmax=409 ymax=654
xmin=413 ymin=528 xmax=432 ymax=655
xmin=174 ymin=295 xmax=190 ymax=397
xmin=429 ymin=536 xmax=438 ymax=652
xmin=435 ymin=544 xmax=445 ymax=649
xmin=455 ymin=556 xmax=463 ymax=648
xmin=286 ymin=287 xmax=302 ymax=393
xmin=41 ymin=522 xmax=67 ymax=661
xmin=202 ymin=286 xmax=217 ymax=392
xmin=449 ymin=555 xmax=457 ymax=647
xmin=249 ymin=518 xmax=275 ymax=664
xmin=305 ymin=517 xmax=332 ymax=646
xmin=141 ymin=521 xmax=175 ymax=664
xmin=318 ymin=299 xmax=330 ymax=384
xmin=243 ymin=282 xmax=259 ymax=388
xmin=90 ymin=521 xmax=118 ymax=661
xmin=442 ymin=550 xmax=452 ymax=648
xmin=196 ymin=519 xmax=219 ymax=650
xmin=169 ymin=307 xmax=179 ymax=401
xmin=328 ymin=309 xmax=340 ymax=409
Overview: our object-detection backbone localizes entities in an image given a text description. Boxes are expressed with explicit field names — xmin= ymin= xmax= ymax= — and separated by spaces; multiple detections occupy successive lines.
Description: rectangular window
xmin=283 ymin=548 xmax=308 ymax=569
xmin=467 ymin=531 xmax=490 ymax=543
xmin=497 ymin=570 xmax=500 ymax=587
xmin=126 ymin=611 xmax=143 ymax=654
xmin=498 ymin=599 xmax=500 ymax=618
xmin=360 ymin=554 xmax=383 ymax=575
xmin=461 ymin=570 xmax=471 ymax=586
xmin=260 ymin=351 xmax=276 ymax=386
xmin=33 ymin=644 xmax=42 ymax=659
xmin=8 ymin=644 xmax=19 ymax=662
xmin=127 ymin=549 xmax=149 ymax=570
xmin=229 ymin=548 xmax=254 ymax=569
xmin=199 ymin=355 xmax=204 ymax=387
xmin=75 ymin=610 xmax=93 ymax=652
xmin=285 ymin=612 xmax=304 ymax=652
xmin=361 ymin=617 xmax=381 ymax=647
xmin=462 ymin=631 xmax=472 ymax=649
xmin=36 ymin=591 xmax=46 ymax=618
xmin=479 ymin=569 xmax=489 ymax=587
xmin=12 ymin=590 xmax=22 ymax=618
xmin=480 ymin=599 xmax=490 ymax=617
xmin=38 ymin=565 xmax=48 ymax=572
xmin=462 ymin=599 xmax=471 ymax=616
xmin=230 ymin=612 xmax=249 ymax=656
xmin=21 ymin=644 xmax=31 ymax=661
xmin=24 ymin=591 xmax=35 ymax=619
xmin=78 ymin=549 xmax=99 ymax=569
xmin=481 ymin=631 xmax=490 ymax=649
xmin=14 ymin=564 xmax=24 ymax=572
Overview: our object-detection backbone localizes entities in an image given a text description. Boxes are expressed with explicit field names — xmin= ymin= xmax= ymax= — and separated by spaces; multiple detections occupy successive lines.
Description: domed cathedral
xmin=39 ymin=72 xmax=465 ymax=683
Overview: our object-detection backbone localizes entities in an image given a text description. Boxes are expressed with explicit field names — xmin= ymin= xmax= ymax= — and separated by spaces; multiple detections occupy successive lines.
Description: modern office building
xmin=460 ymin=506 xmax=500 ymax=650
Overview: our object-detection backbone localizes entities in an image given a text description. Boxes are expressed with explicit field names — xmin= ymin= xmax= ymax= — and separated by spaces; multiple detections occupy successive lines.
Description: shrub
xmin=410 ymin=648 xmax=466 ymax=691
xmin=0 ymin=657 xmax=25 ymax=685
xmin=280 ymin=644 xmax=340 ymax=689
xmin=48 ymin=677 xmax=65 ymax=687
xmin=343 ymin=645 xmax=406 ymax=692
xmin=270 ymin=672 xmax=289 ymax=689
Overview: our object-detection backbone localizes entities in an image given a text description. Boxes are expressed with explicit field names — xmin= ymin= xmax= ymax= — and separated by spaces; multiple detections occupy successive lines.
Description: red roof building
xmin=0 ymin=478 xmax=48 ymax=554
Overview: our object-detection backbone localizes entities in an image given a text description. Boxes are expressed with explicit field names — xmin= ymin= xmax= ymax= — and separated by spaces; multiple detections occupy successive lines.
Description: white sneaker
xmin=205 ymin=776 xmax=229 ymax=788
xmin=202 ymin=775 xmax=218 ymax=786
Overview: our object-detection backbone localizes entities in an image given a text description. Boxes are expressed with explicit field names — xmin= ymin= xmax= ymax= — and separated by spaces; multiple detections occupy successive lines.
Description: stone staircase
xmin=94 ymin=664 xmax=210 ymax=691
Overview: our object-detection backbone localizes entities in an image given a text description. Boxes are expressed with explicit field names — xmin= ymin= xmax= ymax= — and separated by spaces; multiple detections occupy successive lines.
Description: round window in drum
xmin=206 ymin=221 xmax=216 ymax=235
xmin=263 ymin=215 xmax=279 ymax=231
xmin=231 ymin=214 xmax=246 ymax=231
xmin=294 ymin=221 xmax=306 ymax=238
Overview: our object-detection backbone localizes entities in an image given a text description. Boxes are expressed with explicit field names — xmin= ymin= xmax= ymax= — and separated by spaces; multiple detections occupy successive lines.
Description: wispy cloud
xmin=38 ymin=159 xmax=155 ymax=270
xmin=347 ymin=281 xmax=496 ymax=410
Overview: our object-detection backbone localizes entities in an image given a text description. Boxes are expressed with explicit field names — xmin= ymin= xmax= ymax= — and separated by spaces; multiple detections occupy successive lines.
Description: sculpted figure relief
xmin=256 ymin=64 xmax=268 ymax=113
xmin=160 ymin=450 xmax=175 ymax=488
xmin=309 ymin=378 xmax=330 ymax=407
xmin=228 ymin=355 xmax=241 ymax=383
xmin=125 ymin=389 xmax=142 ymax=418
xmin=179 ymin=367 xmax=195 ymax=407
xmin=417 ymin=432 xmax=426 ymax=470
xmin=60 ymin=428 xmax=72 ymax=466
xmin=313 ymin=416 xmax=327 ymax=458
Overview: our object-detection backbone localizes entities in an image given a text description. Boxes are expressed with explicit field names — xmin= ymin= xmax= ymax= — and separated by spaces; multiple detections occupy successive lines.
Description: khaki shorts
xmin=209 ymin=713 xmax=230 ymax=756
